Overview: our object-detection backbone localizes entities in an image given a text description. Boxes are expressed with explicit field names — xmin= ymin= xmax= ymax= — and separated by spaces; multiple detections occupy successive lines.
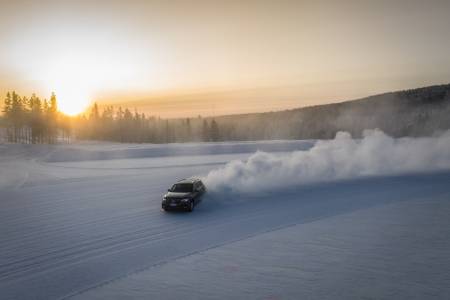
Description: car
xmin=161 ymin=178 xmax=206 ymax=212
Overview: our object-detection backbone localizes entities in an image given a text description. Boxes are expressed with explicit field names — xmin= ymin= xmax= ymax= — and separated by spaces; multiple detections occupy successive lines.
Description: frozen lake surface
xmin=0 ymin=139 xmax=449 ymax=299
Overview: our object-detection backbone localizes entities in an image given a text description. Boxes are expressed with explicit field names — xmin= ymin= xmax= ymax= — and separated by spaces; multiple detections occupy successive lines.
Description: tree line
xmin=1 ymin=92 xmax=223 ymax=144
xmin=74 ymin=103 xmax=222 ymax=143
xmin=1 ymin=91 xmax=71 ymax=143
xmin=4 ymin=84 xmax=446 ymax=144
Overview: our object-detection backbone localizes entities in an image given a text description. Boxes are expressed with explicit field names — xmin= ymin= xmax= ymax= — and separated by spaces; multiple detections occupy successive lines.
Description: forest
xmin=0 ymin=91 xmax=220 ymax=144
xmin=1 ymin=92 xmax=66 ymax=143
xmin=210 ymin=83 xmax=450 ymax=140
xmin=1 ymin=83 xmax=450 ymax=144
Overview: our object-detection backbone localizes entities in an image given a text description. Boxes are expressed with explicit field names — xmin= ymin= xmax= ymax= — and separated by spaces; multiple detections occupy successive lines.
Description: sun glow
xmin=43 ymin=70 xmax=93 ymax=116
xmin=6 ymin=24 xmax=149 ymax=117
xmin=56 ymin=87 xmax=91 ymax=116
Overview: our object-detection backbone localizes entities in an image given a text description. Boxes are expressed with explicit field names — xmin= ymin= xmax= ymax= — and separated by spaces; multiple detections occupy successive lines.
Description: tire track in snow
xmin=0 ymin=193 xmax=290 ymax=283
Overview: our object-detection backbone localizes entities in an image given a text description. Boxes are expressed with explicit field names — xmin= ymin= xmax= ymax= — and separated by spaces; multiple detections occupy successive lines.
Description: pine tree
xmin=202 ymin=120 xmax=210 ymax=142
xmin=90 ymin=102 xmax=100 ymax=120
xmin=10 ymin=91 xmax=24 ymax=143
xmin=29 ymin=94 xmax=43 ymax=143
xmin=3 ymin=92 xmax=12 ymax=115
xmin=211 ymin=119 xmax=219 ymax=142
xmin=47 ymin=93 xmax=58 ymax=143
xmin=123 ymin=108 xmax=133 ymax=142
xmin=116 ymin=107 xmax=124 ymax=142
xmin=89 ymin=102 xmax=100 ymax=139
xmin=133 ymin=109 xmax=141 ymax=142
xmin=165 ymin=119 xmax=170 ymax=143
xmin=2 ymin=92 xmax=12 ymax=142
xmin=186 ymin=118 xmax=191 ymax=142
xmin=101 ymin=106 xmax=114 ymax=140
xmin=42 ymin=99 xmax=50 ymax=143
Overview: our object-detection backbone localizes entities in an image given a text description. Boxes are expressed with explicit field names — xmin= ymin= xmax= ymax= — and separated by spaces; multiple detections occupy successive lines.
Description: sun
xmin=55 ymin=88 xmax=91 ymax=116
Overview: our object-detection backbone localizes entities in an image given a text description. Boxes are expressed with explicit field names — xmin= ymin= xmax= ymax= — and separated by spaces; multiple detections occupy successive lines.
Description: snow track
xmin=0 ymin=142 xmax=449 ymax=299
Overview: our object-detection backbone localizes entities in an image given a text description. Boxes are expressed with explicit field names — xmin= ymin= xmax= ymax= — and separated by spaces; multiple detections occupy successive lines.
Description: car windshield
xmin=170 ymin=183 xmax=193 ymax=193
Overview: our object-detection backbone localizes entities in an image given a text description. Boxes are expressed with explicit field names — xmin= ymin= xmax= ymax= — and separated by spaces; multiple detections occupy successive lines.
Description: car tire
xmin=188 ymin=201 xmax=194 ymax=212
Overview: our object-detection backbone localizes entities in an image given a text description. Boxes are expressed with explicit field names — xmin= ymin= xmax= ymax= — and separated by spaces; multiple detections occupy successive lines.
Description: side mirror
xmin=167 ymin=189 xmax=171 ymax=192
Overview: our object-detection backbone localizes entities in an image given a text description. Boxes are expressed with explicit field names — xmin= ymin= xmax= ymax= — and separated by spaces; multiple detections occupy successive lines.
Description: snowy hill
xmin=210 ymin=84 xmax=450 ymax=140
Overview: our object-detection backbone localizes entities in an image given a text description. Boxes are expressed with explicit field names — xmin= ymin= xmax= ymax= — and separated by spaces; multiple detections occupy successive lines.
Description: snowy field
xmin=1 ymin=132 xmax=450 ymax=299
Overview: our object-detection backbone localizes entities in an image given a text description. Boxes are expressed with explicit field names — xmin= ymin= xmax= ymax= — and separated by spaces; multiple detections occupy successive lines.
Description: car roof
xmin=176 ymin=178 xmax=202 ymax=184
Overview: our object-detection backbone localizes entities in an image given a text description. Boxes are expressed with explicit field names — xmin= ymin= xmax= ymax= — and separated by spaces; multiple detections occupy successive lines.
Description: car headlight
xmin=181 ymin=198 xmax=190 ymax=202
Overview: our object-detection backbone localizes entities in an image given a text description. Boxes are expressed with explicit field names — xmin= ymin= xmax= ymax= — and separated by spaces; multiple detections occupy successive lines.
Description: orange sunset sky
xmin=1 ymin=0 xmax=450 ymax=117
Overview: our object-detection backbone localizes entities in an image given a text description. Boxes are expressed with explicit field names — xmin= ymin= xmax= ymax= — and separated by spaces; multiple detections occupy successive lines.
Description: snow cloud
xmin=203 ymin=130 xmax=450 ymax=194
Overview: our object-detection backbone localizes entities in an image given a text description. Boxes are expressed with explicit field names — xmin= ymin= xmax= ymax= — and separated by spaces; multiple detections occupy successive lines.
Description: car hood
xmin=165 ymin=192 xmax=192 ymax=199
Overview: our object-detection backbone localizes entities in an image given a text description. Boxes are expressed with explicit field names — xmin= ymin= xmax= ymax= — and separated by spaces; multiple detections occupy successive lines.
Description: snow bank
xmin=203 ymin=130 xmax=450 ymax=194
xmin=45 ymin=140 xmax=314 ymax=162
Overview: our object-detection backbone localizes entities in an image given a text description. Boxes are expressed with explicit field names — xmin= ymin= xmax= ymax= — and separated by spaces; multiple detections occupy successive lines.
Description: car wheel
xmin=188 ymin=201 xmax=194 ymax=212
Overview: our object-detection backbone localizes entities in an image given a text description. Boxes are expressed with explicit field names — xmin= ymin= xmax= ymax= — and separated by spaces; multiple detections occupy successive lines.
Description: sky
xmin=1 ymin=0 xmax=450 ymax=117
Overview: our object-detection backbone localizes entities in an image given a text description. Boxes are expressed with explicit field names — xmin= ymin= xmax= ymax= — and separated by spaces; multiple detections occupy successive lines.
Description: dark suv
xmin=162 ymin=178 xmax=206 ymax=212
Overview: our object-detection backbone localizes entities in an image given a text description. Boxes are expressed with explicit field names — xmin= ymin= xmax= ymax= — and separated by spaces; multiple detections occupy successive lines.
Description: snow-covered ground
xmin=0 ymin=134 xmax=449 ymax=299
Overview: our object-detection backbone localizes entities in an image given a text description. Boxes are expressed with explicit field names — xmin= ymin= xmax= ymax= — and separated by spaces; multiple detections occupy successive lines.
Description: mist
xmin=203 ymin=129 xmax=450 ymax=194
